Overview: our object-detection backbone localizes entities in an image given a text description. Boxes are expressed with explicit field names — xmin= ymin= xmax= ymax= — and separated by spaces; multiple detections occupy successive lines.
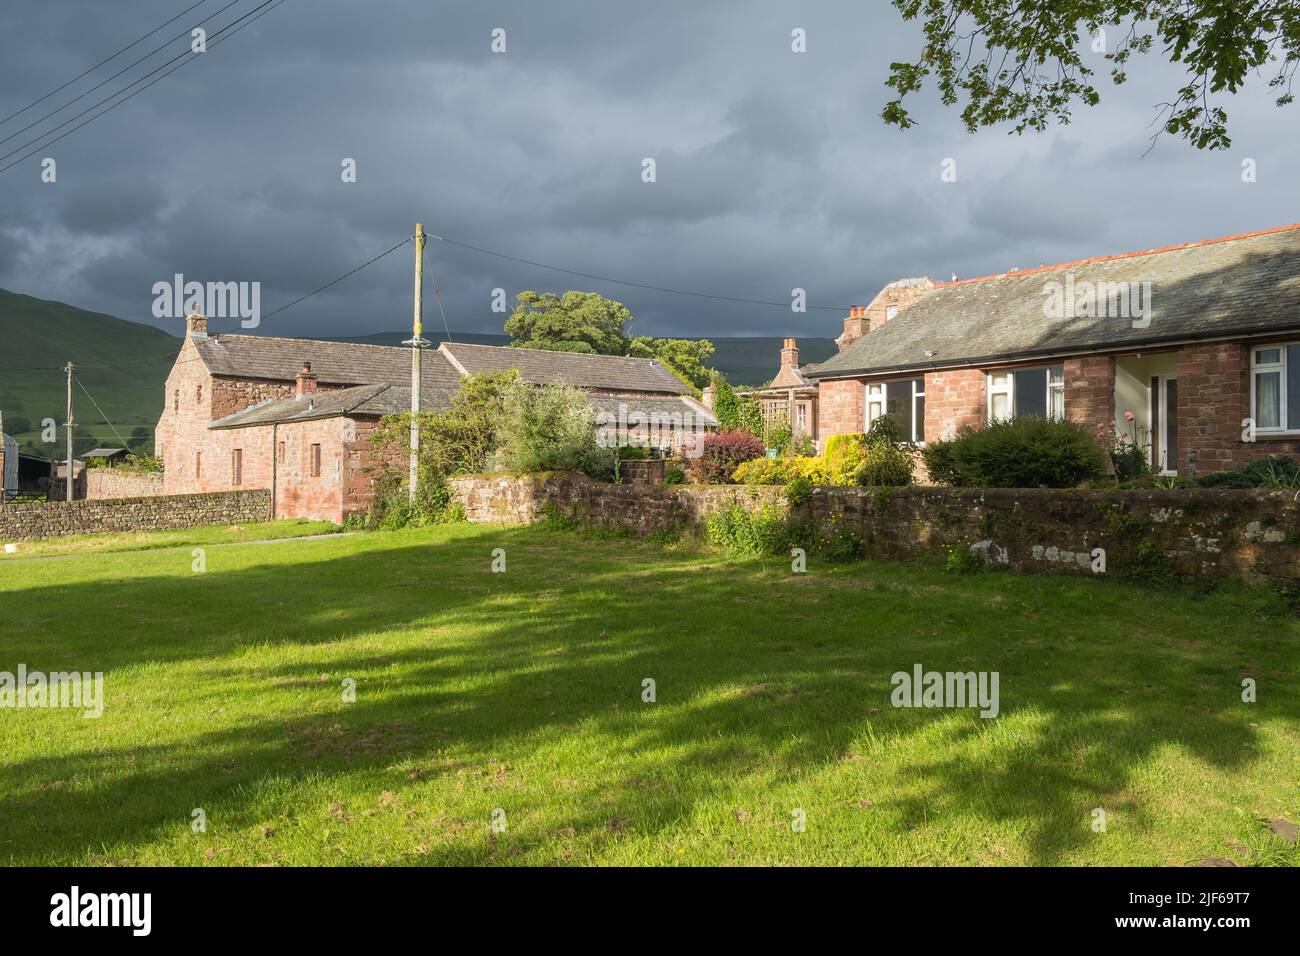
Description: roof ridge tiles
xmin=941 ymin=223 xmax=1300 ymax=288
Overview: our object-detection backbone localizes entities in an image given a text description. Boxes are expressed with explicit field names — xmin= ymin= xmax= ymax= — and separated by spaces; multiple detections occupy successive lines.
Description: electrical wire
xmin=426 ymin=231 xmax=853 ymax=312
xmin=74 ymin=377 xmax=135 ymax=451
xmin=0 ymin=0 xmax=213 ymax=127
xmin=0 ymin=0 xmax=244 ymax=149
xmin=0 ymin=0 xmax=286 ymax=175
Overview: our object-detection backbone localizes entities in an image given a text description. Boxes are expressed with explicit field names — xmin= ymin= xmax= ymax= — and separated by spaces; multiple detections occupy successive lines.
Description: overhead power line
xmin=75 ymin=377 xmax=135 ymax=451
xmin=0 ymin=0 xmax=212 ymax=128
xmin=0 ymin=0 xmax=244 ymax=150
xmin=261 ymin=236 xmax=413 ymax=323
xmin=0 ymin=0 xmax=287 ymax=176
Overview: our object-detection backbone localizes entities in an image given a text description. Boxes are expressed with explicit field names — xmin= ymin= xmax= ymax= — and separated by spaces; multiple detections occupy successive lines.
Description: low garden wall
xmin=0 ymin=489 xmax=272 ymax=541
xmin=85 ymin=469 xmax=165 ymax=500
xmin=449 ymin=473 xmax=1300 ymax=583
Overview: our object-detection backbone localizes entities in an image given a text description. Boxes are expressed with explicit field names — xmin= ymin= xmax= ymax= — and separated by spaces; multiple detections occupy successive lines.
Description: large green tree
xmin=504 ymin=290 xmax=717 ymax=390
xmin=883 ymin=1 xmax=1300 ymax=149
xmin=504 ymin=291 xmax=632 ymax=355
xmin=627 ymin=336 xmax=716 ymax=389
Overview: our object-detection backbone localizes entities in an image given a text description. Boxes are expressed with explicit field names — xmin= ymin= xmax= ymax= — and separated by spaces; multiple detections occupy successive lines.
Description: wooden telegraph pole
xmin=404 ymin=224 xmax=430 ymax=503
xmin=64 ymin=361 xmax=74 ymax=502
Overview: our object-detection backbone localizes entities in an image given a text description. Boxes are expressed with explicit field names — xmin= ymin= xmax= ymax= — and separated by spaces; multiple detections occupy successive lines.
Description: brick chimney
xmin=185 ymin=312 xmax=208 ymax=338
xmin=700 ymin=384 xmax=716 ymax=410
xmin=295 ymin=361 xmax=318 ymax=397
xmin=838 ymin=305 xmax=870 ymax=351
xmin=780 ymin=337 xmax=799 ymax=369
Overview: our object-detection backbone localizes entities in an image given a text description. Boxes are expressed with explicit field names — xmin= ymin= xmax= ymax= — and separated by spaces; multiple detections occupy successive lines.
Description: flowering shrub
xmin=732 ymin=456 xmax=794 ymax=484
xmin=1097 ymin=412 xmax=1151 ymax=481
xmin=690 ymin=429 xmax=766 ymax=483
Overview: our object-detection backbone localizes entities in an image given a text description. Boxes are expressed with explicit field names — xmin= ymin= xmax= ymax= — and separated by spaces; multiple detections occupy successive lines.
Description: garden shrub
xmin=820 ymin=433 xmax=869 ymax=486
xmin=865 ymin=413 xmax=904 ymax=448
xmin=705 ymin=503 xmax=792 ymax=557
xmin=1196 ymin=456 xmax=1300 ymax=489
xmin=854 ymin=443 xmax=915 ymax=486
xmin=498 ymin=379 xmax=613 ymax=478
xmin=690 ymin=430 xmax=766 ymax=483
xmin=920 ymin=439 xmax=960 ymax=485
xmin=664 ymin=465 xmax=686 ymax=484
xmin=919 ymin=417 xmax=1105 ymax=488
xmin=732 ymin=456 xmax=794 ymax=485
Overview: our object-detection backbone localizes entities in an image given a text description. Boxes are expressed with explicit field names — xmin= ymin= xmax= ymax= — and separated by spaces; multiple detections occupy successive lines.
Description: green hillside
xmin=0 ymin=289 xmax=179 ymax=457
xmin=335 ymin=332 xmax=839 ymax=386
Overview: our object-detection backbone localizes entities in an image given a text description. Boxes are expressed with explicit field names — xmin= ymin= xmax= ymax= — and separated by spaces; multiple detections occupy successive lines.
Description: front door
xmin=1149 ymin=375 xmax=1178 ymax=474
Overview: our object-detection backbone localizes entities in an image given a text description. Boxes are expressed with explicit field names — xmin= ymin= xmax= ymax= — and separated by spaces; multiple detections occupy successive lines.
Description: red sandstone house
xmin=154 ymin=314 xmax=713 ymax=522
xmin=807 ymin=225 xmax=1300 ymax=477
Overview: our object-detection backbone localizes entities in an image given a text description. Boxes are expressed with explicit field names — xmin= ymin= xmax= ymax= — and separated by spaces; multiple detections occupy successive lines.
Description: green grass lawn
xmin=0 ymin=518 xmax=341 ymax=561
xmin=0 ymin=521 xmax=1297 ymax=866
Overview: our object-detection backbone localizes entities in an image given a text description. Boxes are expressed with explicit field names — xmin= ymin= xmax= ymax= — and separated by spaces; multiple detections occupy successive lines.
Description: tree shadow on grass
xmin=0 ymin=525 xmax=1294 ymax=864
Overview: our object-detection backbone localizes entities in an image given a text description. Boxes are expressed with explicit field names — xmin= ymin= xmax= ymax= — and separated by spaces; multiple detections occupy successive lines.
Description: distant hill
xmin=0 ymin=289 xmax=179 ymax=456
xmin=332 ymin=332 xmax=840 ymax=386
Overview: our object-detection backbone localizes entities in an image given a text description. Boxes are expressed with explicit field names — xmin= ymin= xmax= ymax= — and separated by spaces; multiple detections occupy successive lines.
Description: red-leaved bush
xmin=688 ymin=429 xmax=766 ymax=483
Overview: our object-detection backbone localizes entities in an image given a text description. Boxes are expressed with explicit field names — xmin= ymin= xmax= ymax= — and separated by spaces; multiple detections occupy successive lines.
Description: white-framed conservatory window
xmin=865 ymin=378 xmax=925 ymax=443
xmin=987 ymin=366 xmax=1065 ymax=422
xmin=1251 ymin=344 xmax=1300 ymax=432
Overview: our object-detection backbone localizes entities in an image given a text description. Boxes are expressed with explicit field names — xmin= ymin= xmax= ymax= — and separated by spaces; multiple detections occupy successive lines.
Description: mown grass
xmin=0 ymin=521 xmax=1296 ymax=866
xmin=0 ymin=518 xmax=340 ymax=560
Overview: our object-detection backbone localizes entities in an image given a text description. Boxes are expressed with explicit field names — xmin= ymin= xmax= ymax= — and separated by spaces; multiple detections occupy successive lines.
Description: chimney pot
xmin=295 ymin=360 xmax=319 ymax=397
xmin=780 ymin=338 xmax=799 ymax=369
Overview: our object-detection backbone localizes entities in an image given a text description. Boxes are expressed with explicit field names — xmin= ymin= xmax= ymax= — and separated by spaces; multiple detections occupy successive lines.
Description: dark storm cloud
xmin=0 ymin=0 xmax=1297 ymax=342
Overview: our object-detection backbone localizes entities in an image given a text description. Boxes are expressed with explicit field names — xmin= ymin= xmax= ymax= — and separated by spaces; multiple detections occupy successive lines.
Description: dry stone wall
xmin=449 ymin=473 xmax=1300 ymax=583
xmin=0 ymin=490 xmax=271 ymax=541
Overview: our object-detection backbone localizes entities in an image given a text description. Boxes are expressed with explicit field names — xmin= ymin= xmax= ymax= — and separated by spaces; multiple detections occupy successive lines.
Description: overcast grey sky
xmin=0 ymin=0 xmax=1295 ymax=341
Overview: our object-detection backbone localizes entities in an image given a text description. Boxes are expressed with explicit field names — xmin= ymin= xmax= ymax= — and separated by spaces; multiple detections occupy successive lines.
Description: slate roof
xmin=212 ymin=384 xmax=715 ymax=431
xmin=194 ymin=334 xmax=432 ymax=386
xmin=811 ymin=224 xmax=1300 ymax=379
xmin=208 ymin=383 xmax=456 ymax=429
xmin=585 ymin=393 xmax=717 ymax=428
xmin=441 ymin=342 xmax=689 ymax=394
xmin=192 ymin=334 xmax=689 ymax=397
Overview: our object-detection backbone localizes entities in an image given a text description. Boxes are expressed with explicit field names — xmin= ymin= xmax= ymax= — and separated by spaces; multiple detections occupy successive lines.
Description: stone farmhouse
xmin=154 ymin=314 xmax=713 ymax=522
xmin=777 ymin=224 xmax=1300 ymax=478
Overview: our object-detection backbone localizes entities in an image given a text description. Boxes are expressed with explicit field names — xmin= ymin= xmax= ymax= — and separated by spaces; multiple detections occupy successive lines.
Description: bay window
xmin=866 ymin=378 xmax=925 ymax=443
xmin=988 ymin=366 xmax=1064 ymax=421
xmin=1251 ymin=345 xmax=1300 ymax=433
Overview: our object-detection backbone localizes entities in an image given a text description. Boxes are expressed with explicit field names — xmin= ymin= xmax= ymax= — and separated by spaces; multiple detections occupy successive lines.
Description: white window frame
xmin=865 ymin=378 xmax=926 ymax=444
xmin=986 ymin=365 xmax=1064 ymax=422
xmin=1250 ymin=344 xmax=1297 ymax=434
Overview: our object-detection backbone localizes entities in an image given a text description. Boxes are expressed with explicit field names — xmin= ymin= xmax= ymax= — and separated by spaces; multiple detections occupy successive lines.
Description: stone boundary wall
xmin=86 ymin=469 xmax=165 ymax=500
xmin=0 ymin=490 xmax=271 ymax=541
xmin=449 ymin=473 xmax=1300 ymax=583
